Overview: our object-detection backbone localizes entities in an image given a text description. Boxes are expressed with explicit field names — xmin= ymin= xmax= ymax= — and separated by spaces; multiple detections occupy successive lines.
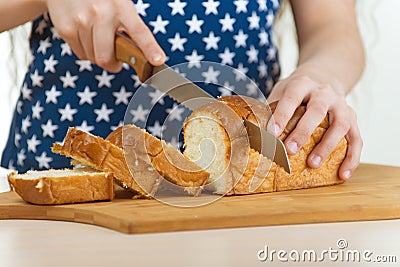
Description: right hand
xmin=45 ymin=0 xmax=166 ymax=72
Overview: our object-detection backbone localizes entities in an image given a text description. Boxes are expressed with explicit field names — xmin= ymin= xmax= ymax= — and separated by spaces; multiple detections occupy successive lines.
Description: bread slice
xmin=183 ymin=95 xmax=347 ymax=195
xmin=105 ymin=125 xmax=209 ymax=196
xmin=52 ymin=127 xmax=209 ymax=197
xmin=8 ymin=168 xmax=114 ymax=205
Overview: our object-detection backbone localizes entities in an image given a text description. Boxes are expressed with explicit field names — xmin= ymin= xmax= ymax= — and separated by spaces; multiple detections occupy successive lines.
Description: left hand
xmin=267 ymin=74 xmax=362 ymax=181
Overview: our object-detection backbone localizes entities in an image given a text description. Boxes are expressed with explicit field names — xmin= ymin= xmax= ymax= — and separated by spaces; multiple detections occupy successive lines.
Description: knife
xmin=115 ymin=32 xmax=291 ymax=173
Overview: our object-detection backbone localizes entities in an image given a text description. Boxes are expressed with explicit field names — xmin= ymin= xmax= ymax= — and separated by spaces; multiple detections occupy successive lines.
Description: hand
xmin=45 ymin=0 xmax=165 ymax=72
xmin=267 ymin=74 xmax=362 ymax=180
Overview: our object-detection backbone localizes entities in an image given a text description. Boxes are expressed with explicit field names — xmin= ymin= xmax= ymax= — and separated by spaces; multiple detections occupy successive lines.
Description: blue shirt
xmin=1 ymin=0 xmax=281 ymax=172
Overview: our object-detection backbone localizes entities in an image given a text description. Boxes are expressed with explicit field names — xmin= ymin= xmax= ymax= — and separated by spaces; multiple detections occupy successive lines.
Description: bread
xmin=52 ymin=126 xmax=209 ymax=197
xmin=183 ymin=95 xmax=347 ymax=195
xmin=8 ymin=168 xmax=114 ymax=205
xmin=105 ymin=125 xmax=209 ymax=196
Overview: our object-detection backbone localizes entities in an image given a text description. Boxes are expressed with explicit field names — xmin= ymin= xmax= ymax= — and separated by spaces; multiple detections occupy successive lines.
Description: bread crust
xmin=106 ymin=125 xmax=209 ymax=195
xmin=8 ymin=169 xmax=114 ymax=205
xmin=185 ymin=95 xmax=346 ymax=195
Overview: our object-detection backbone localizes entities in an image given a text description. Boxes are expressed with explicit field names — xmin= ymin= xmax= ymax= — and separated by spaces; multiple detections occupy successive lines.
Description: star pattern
xmin=2 ymin=0 xmax=281 ymax=172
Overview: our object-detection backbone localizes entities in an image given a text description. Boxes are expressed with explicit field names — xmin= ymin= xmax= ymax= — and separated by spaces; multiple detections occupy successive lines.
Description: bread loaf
xmin=8 ymin=168 xmax=114 ymax=205
xmin=183 ymin=95 xmax=347 ymax=195
xmin=52 ymin=126 xmax=209 ymax=197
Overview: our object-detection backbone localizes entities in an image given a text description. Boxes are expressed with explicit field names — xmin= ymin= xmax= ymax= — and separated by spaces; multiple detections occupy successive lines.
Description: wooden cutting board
xmin=0 ymin=164 xmax=399 ymax=234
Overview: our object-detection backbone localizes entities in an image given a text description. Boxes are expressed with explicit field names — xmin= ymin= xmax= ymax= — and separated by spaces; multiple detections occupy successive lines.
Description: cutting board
xmin=0 ymin=164 xmax=399 ymax=234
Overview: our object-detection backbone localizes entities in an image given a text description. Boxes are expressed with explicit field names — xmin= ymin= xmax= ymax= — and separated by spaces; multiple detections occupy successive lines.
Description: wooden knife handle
xmin=115 ymin=32 xmax=153 ymax=82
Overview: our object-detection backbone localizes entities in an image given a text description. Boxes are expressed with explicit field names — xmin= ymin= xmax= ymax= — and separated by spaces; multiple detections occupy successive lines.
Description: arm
xmin=0 ymin=0 xmax=165 ymax=72
xmin=267 ymin=0 xmax=365 ymax=179
xmin=0 ymin=0 xmax=46 ymax=32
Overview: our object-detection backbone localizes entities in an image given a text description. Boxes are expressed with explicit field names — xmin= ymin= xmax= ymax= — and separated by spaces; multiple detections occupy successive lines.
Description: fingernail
xmin=310 ymin=155 xmax=321 ymax=167
xmin=268 ymin=122 xmax=281 ymax=136
xmin=342 ymin=170 xmax=351 ymax=180
xmin=286 ymin=141 xmax=298 ymax=154
xmin=152 ymin=53 xmax=163 ymax=62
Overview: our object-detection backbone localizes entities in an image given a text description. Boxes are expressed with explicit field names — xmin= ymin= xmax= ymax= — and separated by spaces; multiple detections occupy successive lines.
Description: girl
xmin=0 ymin=0 xmax=364 ymax=180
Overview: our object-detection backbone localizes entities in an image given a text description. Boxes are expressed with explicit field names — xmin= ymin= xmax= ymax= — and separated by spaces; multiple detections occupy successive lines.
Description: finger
xmin=58 ymin=26 xmax=86 ymax=60
xmin=266 ymin=76 xmax=315 ymax=136
xmin=121 ymin=7 xmax=166 ymax=66
xmin=307 ymin=108 xmax=351 ymax=169
xmin=284 ymin=89 xmax=333 ymax=155
xmin=338 ymin=112 xmax=363 ymax=180
xmin=78 ymin=24 xmax=95 ymax=62
xmin=92 ymin=15 xmax=122 ymax=72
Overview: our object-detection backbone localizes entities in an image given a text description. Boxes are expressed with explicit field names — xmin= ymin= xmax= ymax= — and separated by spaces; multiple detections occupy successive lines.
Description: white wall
xmin=0 ymin=0 xmax=399 ymax=167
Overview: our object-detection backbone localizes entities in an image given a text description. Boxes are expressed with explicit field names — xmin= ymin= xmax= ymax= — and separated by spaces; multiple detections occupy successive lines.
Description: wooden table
xmin=1 ymin=164 xmax=400 ymax=267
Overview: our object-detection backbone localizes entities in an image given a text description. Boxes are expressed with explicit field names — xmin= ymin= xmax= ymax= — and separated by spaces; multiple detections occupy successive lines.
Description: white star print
xmin=148 ymin=89 xmax=166 ymax=105
xmin=266 ymin=78 xmax=274 ymax=92
xmin=219 ymin=13 xmax=236 ymax=32
xmin=27 ymin=134 xmax=41 ymax=153
xmin=113 ymin=86 xmax=133 ymax=105
xmin=58 ymin=103 xmax=78 ymax=122
xmin=17 ymin=149 xmax=26 ymax=167
xmin=77 ymin=120 xmax=95 ymax=133
xmin=201 ymin=66 xmax=220 ymax=84
xmin=246 ymin=82 xmax=258 ymax=96
xmin=44 ymin=54 xmax=58 ymax=73
xmin=17 ymin=101 xmax=23 ymax=114
xmin=234 ymin=63 xmax=249 ymax=82
xmin=149 ymin=15 xmax=169 ymax=34
xmin=96 ymin=70 xmax=115 ymax=88
xmin=166 ymin=104 xmax=185 ymax=121
xmin=186 ymin=14 xmax=204 ymax=34
xmin=257 ymin=0 xmax=267 ymax=11
xmin=131 ymin=74 xmax=142 ymax=88
xmin=233 ymin=29 xmax=248 ymax=48
xmin=77 ymin=86 xmax=97 ymax=105
xmin=35 ymin=152 xmax=52 ymax=169
xmin=202 ymin=0 xmax=220 ymax=15
xmin=246 ymin=45 xmax=259 ymax=63
xmin=60 ymin=71 xmax=78 ymax=88
xmin=32 ymin=101 xmax=44 ymax=120
xmin=60 ymin=42 xmax=72 ymax=56
xmin=185 ymin=50 xmax=204 ymax=69
xmin=248 ymin=11 xmax=260 ymax=30
xmin=135 ymin=0 xmax=150 ymax=16
xmin=258 ymin=61 xmax=268 ymax=78
xmin=218 ymin=47 xmax=235 ymax=65
xmin=21 ymin=116 xmax=32 ymax=134
xmin=272 ymin=62 xmax=280 ymax=76
xmin=76 ymin=60 xmax=93 ymax=72
xmin=45 ymin=85 xmax=62 ymax=104
xmin=37 ymin=37 xmax=52 ymax=54
xmin=148 ymin=121 xmax=165 ymax=138
xmin=234 ymin=0 xmax=248 ymax=13
xmin=203 ymin=31 xmax=220 ymax=50
xmin=14 ymin=133 xmax=21 ymax=147
xmin=21 ymin=83 xmax=32 ymax=101
xmin=35 ymin=20 xmax=47 ymax=35
xmin=30 ymin=69 xmax=44 ymax=87
xmin=110 ymin=121 xmax=124 ymax=132
xmin=50 ymin=27 xmax=60 ymax=39
xmin=267 ymin=47 xmax=277 ymax=61
xmin=94 ymin=103 xmax=114 ymax=123
xmin=168 ymin=33 xmax=187 ymax=52
xmin=41 ymin=120 xmax=58 ymax=138
xmin=258 ymin=29 xmax=269 ymax=46
xmin=129 ymin=104 xmax=150 ymax=123
xmin=271 ymin=0 xmax=279 ymax=9
xmin=218 ymin=81 xmax=234 ymax=97
xmin=168 ymin=0 xmax=187 ymax=16
xmin=266 ymin=11 xmax=274 ymax=27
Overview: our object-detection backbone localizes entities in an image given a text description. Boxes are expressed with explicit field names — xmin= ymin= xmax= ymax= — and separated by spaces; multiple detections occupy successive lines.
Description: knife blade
xmin=115 ymin=32 xmax=291 ymax=173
